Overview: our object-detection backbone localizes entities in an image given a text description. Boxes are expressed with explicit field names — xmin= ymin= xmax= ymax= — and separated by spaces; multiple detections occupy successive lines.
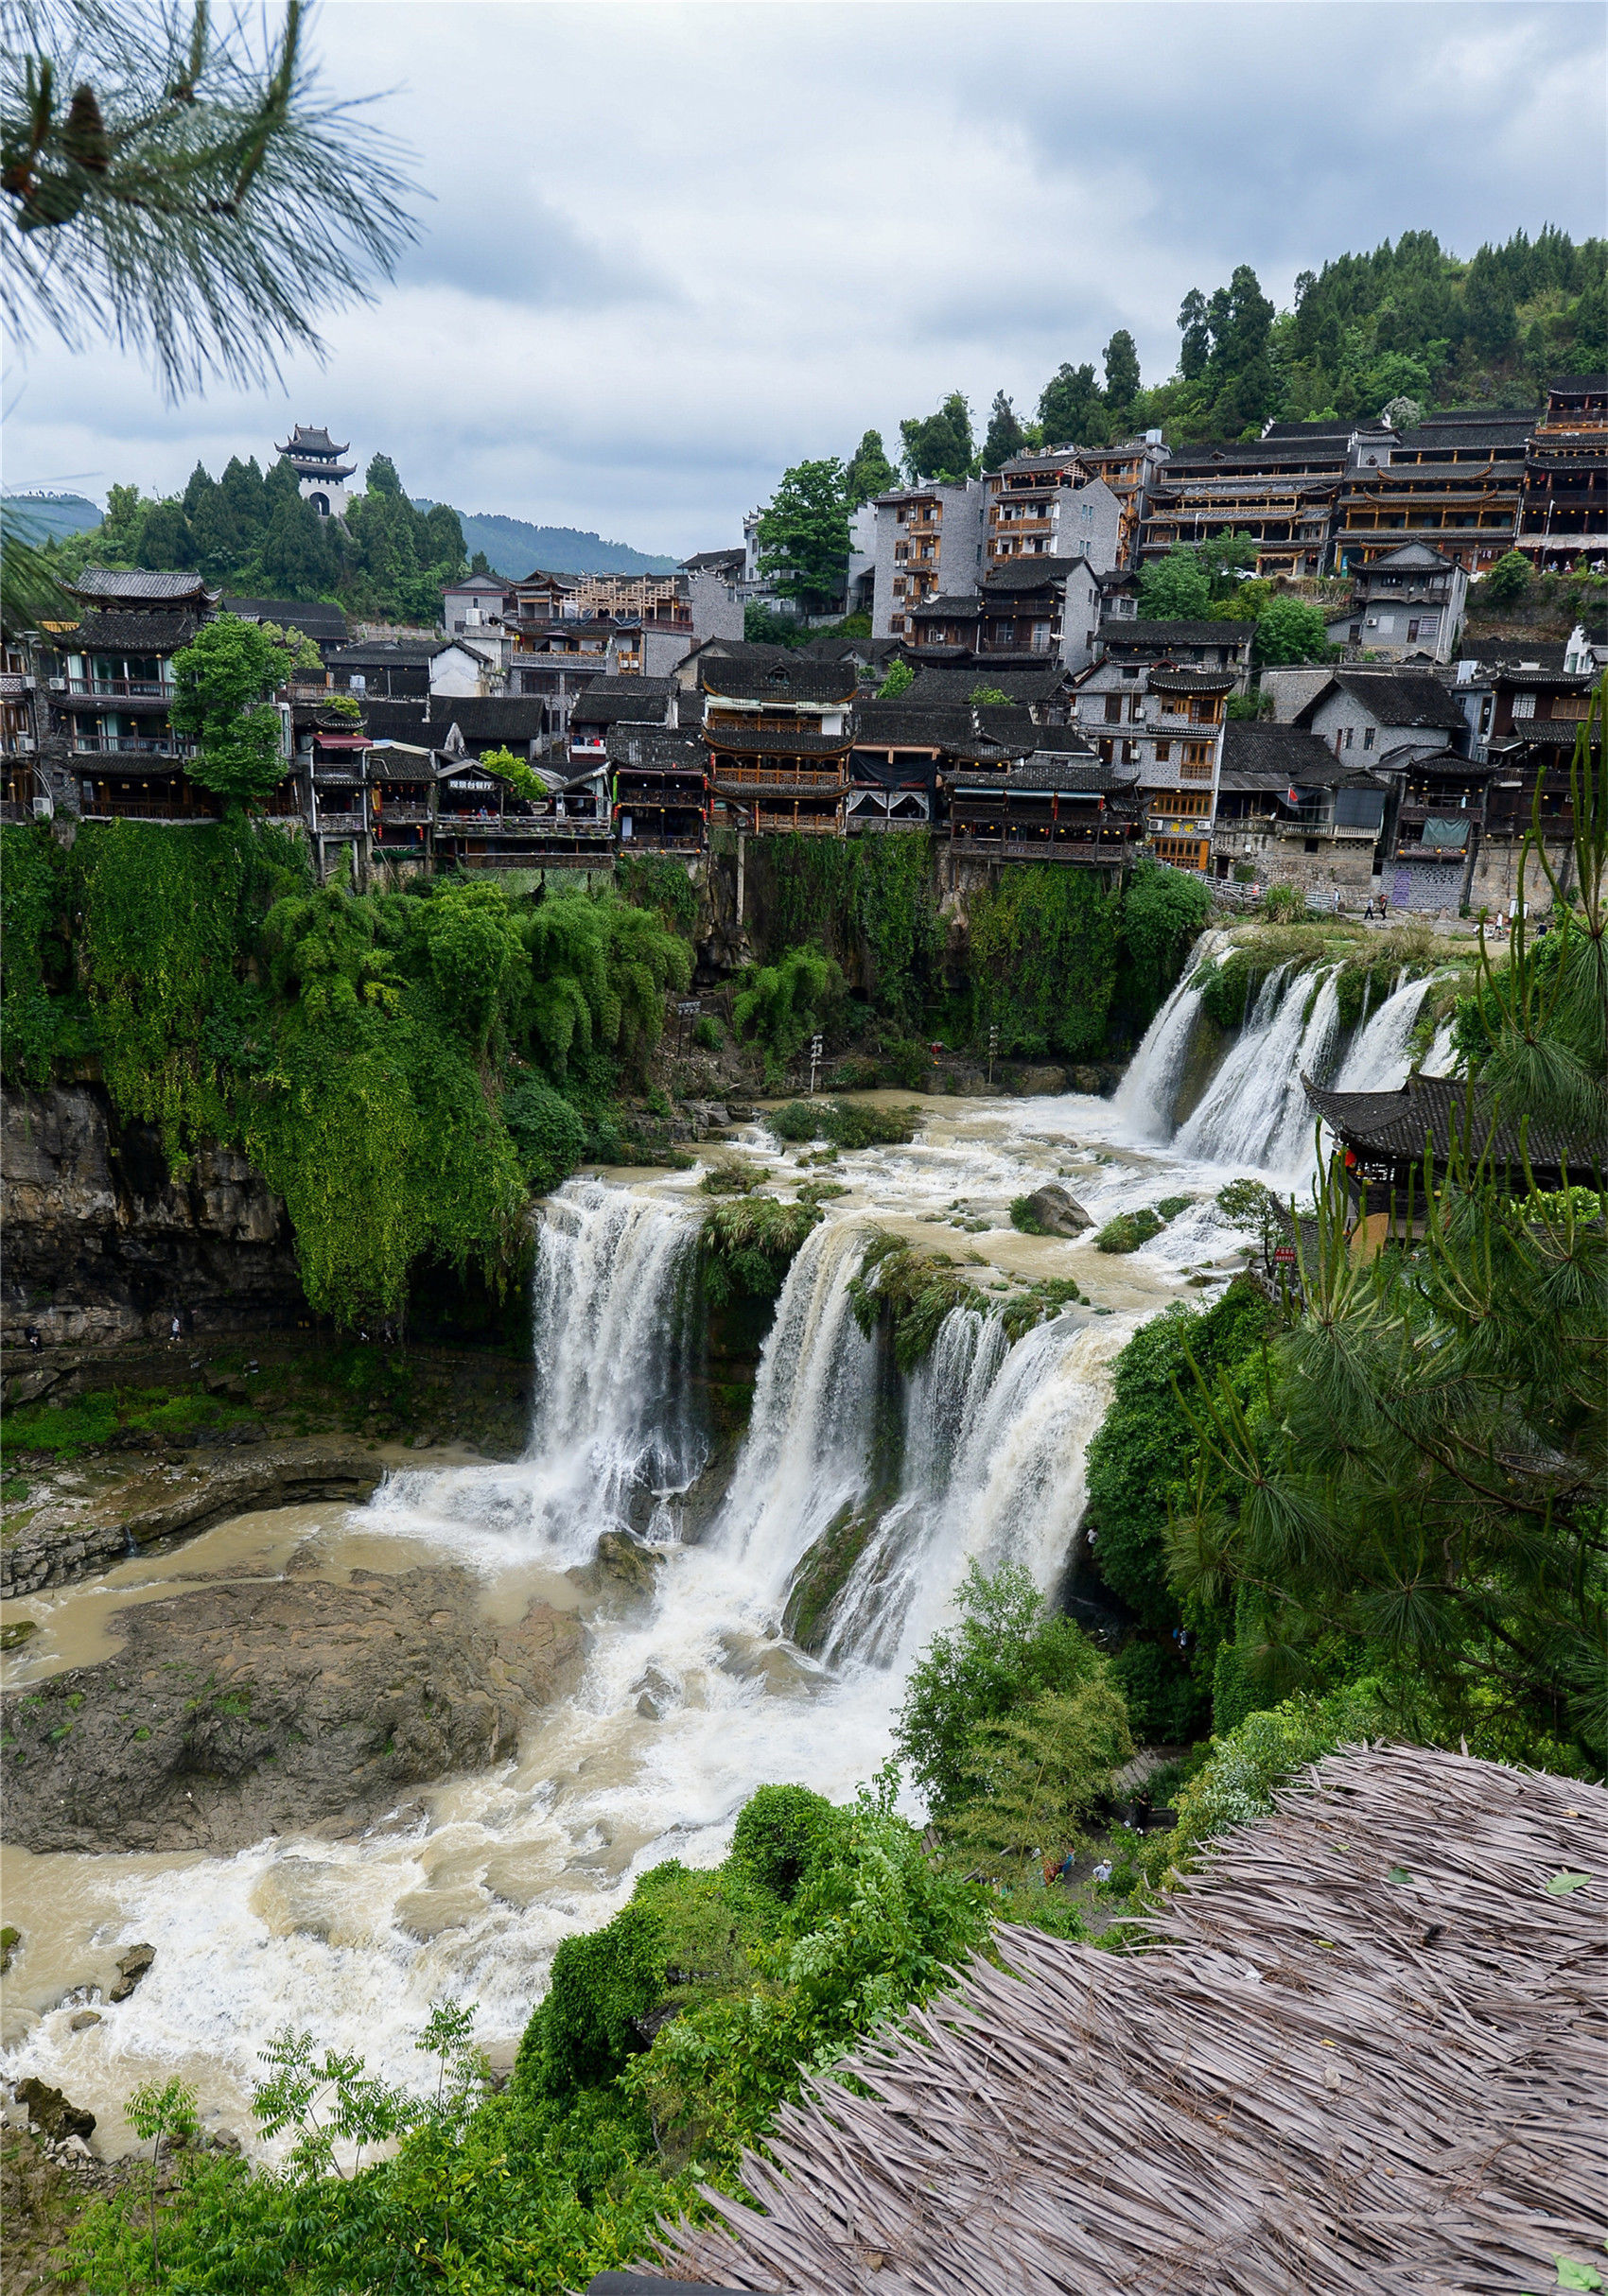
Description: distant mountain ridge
xmin=2 ymin=492 xmax=104 ymax=542
xmin=413 ymin=502 xmax=679 ymax=579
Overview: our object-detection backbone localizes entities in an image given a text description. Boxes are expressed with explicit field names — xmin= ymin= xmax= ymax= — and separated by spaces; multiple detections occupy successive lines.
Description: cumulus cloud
xmin=6 ymin=0 xmax=1602 ymax=557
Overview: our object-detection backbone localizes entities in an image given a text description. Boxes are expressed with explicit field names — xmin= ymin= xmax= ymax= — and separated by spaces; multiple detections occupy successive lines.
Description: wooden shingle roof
xmin=660 ymin=1746 xmax=1607 ymax=2296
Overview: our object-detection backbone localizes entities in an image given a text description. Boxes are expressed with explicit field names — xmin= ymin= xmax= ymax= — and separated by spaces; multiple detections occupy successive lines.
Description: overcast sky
xmin=5 ymin=0 xmax=1604 ymax=556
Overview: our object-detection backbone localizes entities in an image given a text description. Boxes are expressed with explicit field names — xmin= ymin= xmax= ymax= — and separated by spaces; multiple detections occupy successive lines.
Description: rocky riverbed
xmin=2 ymin=1564 xmax=581 ymax=1855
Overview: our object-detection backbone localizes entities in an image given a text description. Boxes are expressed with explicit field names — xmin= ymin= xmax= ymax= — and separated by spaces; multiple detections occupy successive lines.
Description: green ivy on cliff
xmin=0 ymin=825 xmax=692 ymax=1327
xmin=966 ymin=865 xmax=1119 ymax=1059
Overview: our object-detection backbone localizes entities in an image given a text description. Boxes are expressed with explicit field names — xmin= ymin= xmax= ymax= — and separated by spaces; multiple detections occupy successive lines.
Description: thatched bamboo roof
xmin=653 ymin=1746 xmax=1605 ymax=2294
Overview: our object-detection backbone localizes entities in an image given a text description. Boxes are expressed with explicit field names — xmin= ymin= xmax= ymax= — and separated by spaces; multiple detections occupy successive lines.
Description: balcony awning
xmin=312 ymin=732 xmax=372 ymax=749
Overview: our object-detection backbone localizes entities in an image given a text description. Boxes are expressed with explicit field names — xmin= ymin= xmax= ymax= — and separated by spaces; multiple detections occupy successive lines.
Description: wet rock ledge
xmin=1 ymin=1565 xmax=582 ymax=1855
xmin=0 ymin=1437 xmax=388 ymax=1598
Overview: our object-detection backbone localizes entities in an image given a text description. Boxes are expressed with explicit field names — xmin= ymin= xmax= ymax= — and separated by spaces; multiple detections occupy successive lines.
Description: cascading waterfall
xmin=1171 ymin=964 xmax=1290 ymax=1166
xmin=824 ymin=1310 xmax=1127 ymax=1670
xmin=711 ymin=1217 xmax=882 ymax=1602
xmin=372 ymin=1179 xmax=705 ymax=1568
xmin=1110 ymin=928 xmax=1226 ymax=1141
xmin=1333 ymin=972 xmax=1434 ymax=1093
xmin=1266 ymin=968 xmax=1346 ymax=1185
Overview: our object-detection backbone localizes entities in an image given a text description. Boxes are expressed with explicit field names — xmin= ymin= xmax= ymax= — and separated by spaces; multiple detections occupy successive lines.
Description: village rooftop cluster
xmin=2 ymin=384 xmax=1604 ymax=914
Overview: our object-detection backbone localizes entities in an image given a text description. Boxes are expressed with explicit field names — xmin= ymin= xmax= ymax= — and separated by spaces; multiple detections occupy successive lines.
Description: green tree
xmin=1138 ymin=546 xmax=1213 ymax=621
xmin=2 ymin=0 xmax=414 ymax=395
xmin=941 ymin=1680 xmax=1131 ymax=1883
xmin=755 ymin=460 xmax=851 ymax=612
xmin=1172 ymin=711 xmax=1608 ymax=1764
xmin=876 ymin=658 xmax=915 ymax=699
xmin=899 ymin=392 xmax=974 ymax=483
xmin=844 ymin=428 xmax=898 ymax=508
xmin=980 ymin=391 xmax=1027 ymax=473
xmin=731 ymin=945 xmax=842 ymax=1081
xmin=168 ymin=613 xmax=288 ymax=807
xmin=420 ymin=880 xmax=527 ymax=1056
xmin=256 ymin=494 xmax=338 ymax=598
xmin=1102 ymin=329 xmax=1142 ymax=423
xmin=1482 ymin=549 xmax=1533 ymax=609
xmin=1252 ymin=596 xmax=1333 ymax=666
xmin=1038 ymin=360 xmax=1106 ymax=446
xmin=896 ymin=1560 xmax=1106 ymax=1817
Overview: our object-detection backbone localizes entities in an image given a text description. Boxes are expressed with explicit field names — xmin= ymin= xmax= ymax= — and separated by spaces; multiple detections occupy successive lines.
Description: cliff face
xmin=2 ymin=1087 xmax=306 ymax=1345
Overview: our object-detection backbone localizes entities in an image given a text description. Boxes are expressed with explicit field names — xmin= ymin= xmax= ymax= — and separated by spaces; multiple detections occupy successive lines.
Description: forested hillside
xmin=896 ymin=225 xmax=1607 ymax=478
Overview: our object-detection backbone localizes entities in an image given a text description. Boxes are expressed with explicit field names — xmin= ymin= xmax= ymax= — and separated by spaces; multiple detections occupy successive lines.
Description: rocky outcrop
xmin=1 ymin=1566 xmax=582 ymax=1855
xmin=1017 ymin=1184 xmax=1093 ymax=1237
xmin=0 ymin=1437 xmax=387 ymax=1596
xmin=2 ymin=1086 xmax=304 ymax=1347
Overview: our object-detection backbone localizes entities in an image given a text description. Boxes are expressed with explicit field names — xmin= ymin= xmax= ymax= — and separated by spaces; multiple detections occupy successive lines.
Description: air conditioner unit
xmin=48 ymin=676 xmax=65 ymax=691
xmin=31 ymin=795 xmax=53 ymax=819
xmin=16 ymin=732 xmax=36 ymax=752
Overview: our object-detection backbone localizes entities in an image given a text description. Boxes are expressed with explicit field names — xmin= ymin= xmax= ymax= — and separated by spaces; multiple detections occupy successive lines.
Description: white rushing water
xmin=0 ymin=929 xmax=1462 ymax=2143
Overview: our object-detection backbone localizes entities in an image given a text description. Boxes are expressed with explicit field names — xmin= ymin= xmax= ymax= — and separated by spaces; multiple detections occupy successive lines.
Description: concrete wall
xmin=871 ymin=481 xmax=986 ymax=638
xmin=690 ymin=573 xmax=744 ymax=644
xmin=1212 ymin=823 xmax=1378 ymax=899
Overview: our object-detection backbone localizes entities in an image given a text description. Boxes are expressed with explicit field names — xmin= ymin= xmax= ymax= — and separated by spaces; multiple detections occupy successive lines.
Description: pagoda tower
xmin=275 ymin=425 xmax=357 ymax=519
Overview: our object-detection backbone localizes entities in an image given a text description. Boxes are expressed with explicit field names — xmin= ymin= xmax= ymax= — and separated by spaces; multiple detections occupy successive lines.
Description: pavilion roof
xmin=660 ymin=1744 xmax=1606 ymax=2296
xmin=1303 ymin=1070 xmax=1606 ymax=1179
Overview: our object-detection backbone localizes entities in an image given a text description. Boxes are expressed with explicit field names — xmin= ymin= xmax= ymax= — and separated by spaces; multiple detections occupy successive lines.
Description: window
xmin=1154 ymin=739 xmax=1171 ymax=764
xmin=1344 ymin=726 xmax=1355 ymax=748
xmin=1407 ymin=618 xmax=1422 ymax=641
xmin=1180 ymin=747 xmax=1213 ymax=781
xmin=1104 ymin=694 xmax=1122 ymax=724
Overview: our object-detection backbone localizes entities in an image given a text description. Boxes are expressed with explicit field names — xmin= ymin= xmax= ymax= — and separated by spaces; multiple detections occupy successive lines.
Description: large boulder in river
xmin=0 ymin=1567 xmax=581 ymax=1855
xmin=1017 ymin=1184 xmax=1093 ymax=1237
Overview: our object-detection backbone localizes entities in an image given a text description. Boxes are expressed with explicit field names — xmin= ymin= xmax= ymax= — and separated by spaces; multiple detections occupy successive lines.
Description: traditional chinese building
xmin=1516 ymin=374 xmax=1608 ymax=570
xmin=275 ymin=425 xmax=357 ymax=519
xmin=608 ymin=724 xmax=708 ymax=855
xmin=701 ymin=653 xmax=857 ymax=836
xmin=1326 ymin=542 xmax=1469 ymax=663
xmin=1334 ymin=409 xmax=1532 ymax=574
xmin=944 ymin=740 xmax=1140 ymax=872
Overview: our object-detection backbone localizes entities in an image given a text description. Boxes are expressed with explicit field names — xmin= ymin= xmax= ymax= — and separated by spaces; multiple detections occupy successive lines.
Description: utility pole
xmin=677 ymin=999 xmax=700 ymax=1056
xmin=987 ymin=1024 xmax=999 ymax=1086
xmin=808 ymin=1033 xmax=823 ymax=1096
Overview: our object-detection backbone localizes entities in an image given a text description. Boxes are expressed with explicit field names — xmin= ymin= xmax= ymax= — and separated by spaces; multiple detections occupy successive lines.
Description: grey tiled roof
xmin=1326 ymin=670 xmax=1468 ymax=731
xmin=907 ymin=663 xmax=1070 ymax=705
xmin=568 ymin=676 xmax=673 ymax=726
xmin=982 ymin=555 xmax=1092 ymax=592
xmin=1303 ymin=1072 xmax=1604 ymax=1181
xmin=701 ymin=656 xmax=858 ymax=703
xmin=1222 ymin=722 xmax=1358 ymax=787
xmin=69 ymin=566 xmax=217 ymax=604
xmin=223 ymin=596 xmax=348 ymax=640
xmin=1148 ymin=668 xmax=1236 ymax=693
xmin=1099 ymin=618 xmax=1252 ymax=648
xmin=72 ymin=611 xmax=198 ymax=650
xmin=605 ymin=726 xmax=707 ymax=769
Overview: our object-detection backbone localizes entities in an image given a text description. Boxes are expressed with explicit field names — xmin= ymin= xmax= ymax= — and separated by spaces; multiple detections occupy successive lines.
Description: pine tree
xmin=1103 ymin=330 xmax=1142 ymax=423
xmin=3 ymin=0 xmax=415 ymax=395
xmin=980 ymin=391 xmax=1027 ymax=473
xmin=844 ymin=429 xmax=898 ymax=508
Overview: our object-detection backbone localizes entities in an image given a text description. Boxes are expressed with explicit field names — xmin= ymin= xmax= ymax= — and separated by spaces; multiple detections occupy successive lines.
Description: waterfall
xmin=1266 ymin=968 xmax=1346 ymax=1185
xmin=1423 ymin=1018 xmax=1458 ymax=1076
xmin=1171 ymin=964 xmax=1289 ymax=1165
xmin=1334 ymin=972 xmax=1433 ymax=1093
xmin=712 ymin=1216 xmax=881 ymax=1601
xmin=1110 ymin=929 xmax=1226 ymax=1141
xmin=371 ymin=1178 xmax=705 ymax=1568
xmin=824 ymin=1312 xmax=1125 ymax=1670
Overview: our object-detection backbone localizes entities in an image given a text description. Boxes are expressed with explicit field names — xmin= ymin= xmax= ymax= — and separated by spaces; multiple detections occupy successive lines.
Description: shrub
xmin=821 ymin=1099 xmax=920 ymax=1151
xmin=1094 ymin=1207 xmax=1164 ymax=1254
xmin=701 ymin=1194 xmax=822 ymax=1304
xmin=877 ymin=1037 xmax=932 ymax=1091
xmin=732 ymin=947 xmax=843 ymax=1082
xmin=1109 ymin=1639 xmax=1208 ymax=1742
xmin=503 ymin=1076 xmax=587 ymax=1194
xmin=895 ymin=1559 xmax=1106 ymax=1817
xmin=876 ymin=658 xmax=914 ymax=699
xmin=1481 ymin=548 xmax=1532 ymax=609
xmin=1163 ymin=1684 xmax=1385 ymax=1870
xmin=1261 ymin=881 xmax=1305 ymax=922
xmin=1251 ymin=597 xmax=1334 ymax=668
xmin=691 ymin=1015 xmax=724 ymax=1052
xmin=847 ymin=1234 xmax=990 ymax=1369
xmin=728 ymin=1784 xmax=844 ymax=1902
xmin=1009 ymin=1195 xmax=1048 ymax=1235
xmin=765 ymin=1100 xmax=824 ymax=1142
